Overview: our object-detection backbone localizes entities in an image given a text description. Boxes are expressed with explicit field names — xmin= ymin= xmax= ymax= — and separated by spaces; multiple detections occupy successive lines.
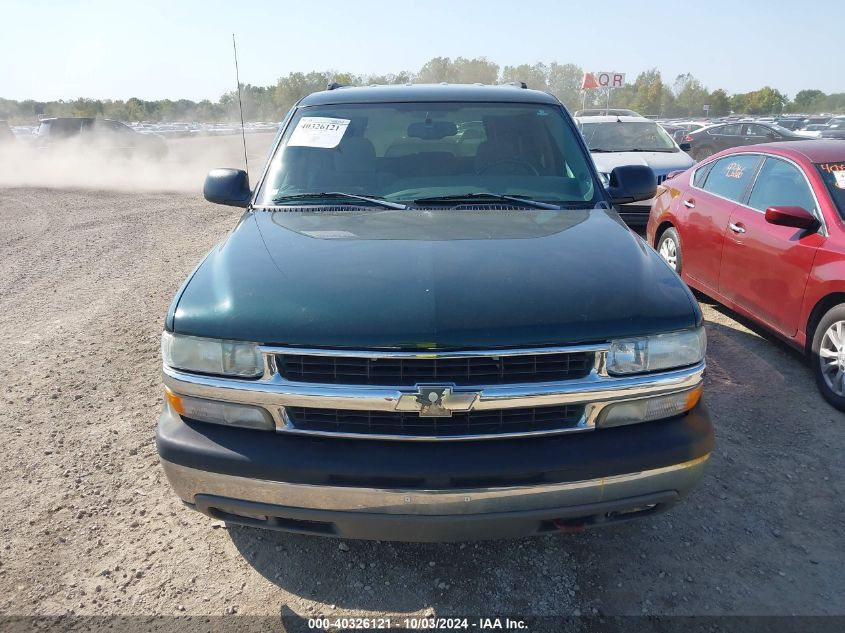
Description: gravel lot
xmin=1 ymin=134 xmax=843 ymax=624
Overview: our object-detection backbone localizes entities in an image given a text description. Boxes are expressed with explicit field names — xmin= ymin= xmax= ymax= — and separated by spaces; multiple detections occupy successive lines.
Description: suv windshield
xmin=579 ymin=120 xmax=678 ymax=152
xmin=255 ymin=102 xmax=598 ymax=207
xmin=817 ymin=162 xmax=845 ymax=220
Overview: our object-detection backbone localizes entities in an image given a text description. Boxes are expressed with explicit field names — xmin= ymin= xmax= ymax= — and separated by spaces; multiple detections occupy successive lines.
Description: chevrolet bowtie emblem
xmin=395 ymin=384 xmax=479 ymax=417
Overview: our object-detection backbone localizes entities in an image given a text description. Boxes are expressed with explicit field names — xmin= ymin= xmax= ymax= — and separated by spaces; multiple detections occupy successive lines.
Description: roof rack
xmin=502 ymin=81 xmax=528 ymax=89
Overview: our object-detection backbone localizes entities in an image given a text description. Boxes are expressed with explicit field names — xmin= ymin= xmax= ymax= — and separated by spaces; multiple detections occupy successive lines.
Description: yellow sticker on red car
xmin=724 ymin=162 xmax=745 ymax=179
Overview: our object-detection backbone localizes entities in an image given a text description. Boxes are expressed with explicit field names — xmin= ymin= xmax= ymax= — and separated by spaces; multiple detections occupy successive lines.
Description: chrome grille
xmin=284 ymin=404 xmax=585 ymax=438
xmin=276 ymin=351 xmax=594 ymax=386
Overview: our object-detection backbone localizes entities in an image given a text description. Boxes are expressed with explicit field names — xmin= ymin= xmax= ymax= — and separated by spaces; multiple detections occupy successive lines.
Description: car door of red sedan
xmin=718 ymin=156 xmax=824 ymax=337
xmin=682 ymin=154 xmax=762 ymax=293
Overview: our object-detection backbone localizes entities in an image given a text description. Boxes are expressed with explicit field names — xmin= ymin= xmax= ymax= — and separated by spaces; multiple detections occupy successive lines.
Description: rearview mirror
xmin=606 ymin=165 xmax=657 ymax=205
xmin=407 ymin=120 xmax=457 ymax=140
xmin=203 ymin=168 xmax=251 ymax=207
xmin=764 ymin=206 xmax=819 ymax=231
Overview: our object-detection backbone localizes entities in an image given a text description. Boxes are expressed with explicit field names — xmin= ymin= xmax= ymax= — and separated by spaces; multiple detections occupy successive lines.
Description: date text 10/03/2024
xmin=307 ymin=617 xmax=529 ymax=630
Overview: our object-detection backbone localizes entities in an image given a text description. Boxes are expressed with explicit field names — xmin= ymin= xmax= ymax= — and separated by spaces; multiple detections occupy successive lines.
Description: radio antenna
xmin=232 ymin=33 xmax=249 ymax=175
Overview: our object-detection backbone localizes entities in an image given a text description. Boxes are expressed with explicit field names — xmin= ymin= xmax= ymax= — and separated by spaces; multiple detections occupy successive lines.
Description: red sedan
xmin=647 ymin=140 xmax=845 ymax=411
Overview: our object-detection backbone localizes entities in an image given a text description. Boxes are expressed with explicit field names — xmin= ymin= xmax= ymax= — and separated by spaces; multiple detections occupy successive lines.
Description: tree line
xmin=2 ymin=57 xmax=844 ymax=124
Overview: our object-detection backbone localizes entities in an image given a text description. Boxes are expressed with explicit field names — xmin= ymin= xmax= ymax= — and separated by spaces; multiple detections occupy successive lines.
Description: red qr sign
xmin=595 ymin=72 xmax=626 ymax=88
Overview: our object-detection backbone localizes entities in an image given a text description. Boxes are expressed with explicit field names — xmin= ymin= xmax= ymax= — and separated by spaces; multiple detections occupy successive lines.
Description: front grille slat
xmin=277 ymin=352 xmax=594 ymax=386
xmin=285 ymin=405 xmax=585 ymax=438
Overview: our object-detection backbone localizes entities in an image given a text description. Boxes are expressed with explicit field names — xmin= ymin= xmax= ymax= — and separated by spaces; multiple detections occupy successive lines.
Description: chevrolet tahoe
xmin=156 ymin=84 xmax=713 ymax=542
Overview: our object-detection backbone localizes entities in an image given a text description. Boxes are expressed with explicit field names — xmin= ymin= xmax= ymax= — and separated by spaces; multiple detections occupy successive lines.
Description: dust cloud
xmin=0 ymin=133 xmax=274 ymax=192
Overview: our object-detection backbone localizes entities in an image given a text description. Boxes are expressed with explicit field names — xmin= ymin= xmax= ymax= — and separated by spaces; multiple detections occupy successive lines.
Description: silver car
xmin=576 ymin=116 xmax=694 ymax=226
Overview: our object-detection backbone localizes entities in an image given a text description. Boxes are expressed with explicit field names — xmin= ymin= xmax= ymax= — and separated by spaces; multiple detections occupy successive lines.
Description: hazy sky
xmin=1 ymin=0 xmax=839 ymax=101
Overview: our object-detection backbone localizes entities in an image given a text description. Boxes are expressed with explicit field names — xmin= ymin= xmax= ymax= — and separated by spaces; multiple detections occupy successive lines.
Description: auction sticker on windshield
xmin=288 ymin=117 xmax=350 ymax=148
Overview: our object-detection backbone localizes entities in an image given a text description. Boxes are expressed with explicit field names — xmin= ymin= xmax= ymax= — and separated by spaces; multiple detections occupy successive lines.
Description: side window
xmin=692 ymin=162 xmax=713 ymax=188
xmin=108 ymin=121 xmax=131 ymax=134
xmin=743 ymin=124 xmax=768 ymax=137
xmin=702 ymin=155 xmax=760 ymax=202
xmin=717 ymin=124 xmax=742 ymax=136
xmin=748 ymin=158 xmax=817 ymax=214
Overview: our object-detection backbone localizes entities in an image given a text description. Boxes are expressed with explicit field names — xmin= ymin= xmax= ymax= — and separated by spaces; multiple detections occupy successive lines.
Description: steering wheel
xmin=476 ymin=159 xmax=540 ymax=176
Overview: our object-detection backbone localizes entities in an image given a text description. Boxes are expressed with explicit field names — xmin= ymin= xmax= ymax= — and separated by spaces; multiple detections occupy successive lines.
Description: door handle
xmin=729 ymin=222 xmax=746 ymax=234
xmin=683 ymin=199 xmax=695 ymax=209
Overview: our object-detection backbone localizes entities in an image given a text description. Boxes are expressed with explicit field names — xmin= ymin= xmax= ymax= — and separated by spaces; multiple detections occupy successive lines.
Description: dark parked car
xmin=684 ymin=122 xmax=806 ymax=161
xmin=35 ymin=117 xmax=167 ymax=159
xmin=659 ymin=123 xmax=687 ymax=141
xmin=802 ymin=116 xmax=833 ymax=128
xmin=648 ymin=140 xmax=845 ymax=410
xmin=156 ymin=84 xmax=712 ymax=542
xmin=820 ymin=122 xmax=845 ymax=140
xmin=775 ymin=118 xmax=805 ymax=131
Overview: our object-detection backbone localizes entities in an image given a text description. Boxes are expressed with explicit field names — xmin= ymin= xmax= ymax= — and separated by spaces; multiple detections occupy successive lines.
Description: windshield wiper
xmin=412 ymin=193 xmax=561 ymax=210
xmin=627 ymin=148 xmax=676 ymax=153
xmin=271 ymin=192 xmax=407 ymax=210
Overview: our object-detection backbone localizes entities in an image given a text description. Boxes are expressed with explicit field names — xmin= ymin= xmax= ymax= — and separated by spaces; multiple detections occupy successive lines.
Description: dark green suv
xmin=156 ymin=84 xmax=712 ymax=542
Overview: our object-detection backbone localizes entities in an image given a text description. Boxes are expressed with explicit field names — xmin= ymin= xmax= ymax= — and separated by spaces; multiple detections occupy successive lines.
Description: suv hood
xmin=171 ymin=208 xmax=700 ymax=349
xmin=591 ymin=151 xmax=694 ymax=176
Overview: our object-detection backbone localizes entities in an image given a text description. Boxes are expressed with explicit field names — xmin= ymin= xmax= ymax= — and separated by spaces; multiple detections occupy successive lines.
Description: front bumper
xmin=157 ymin=402 xmax=713 ymax=541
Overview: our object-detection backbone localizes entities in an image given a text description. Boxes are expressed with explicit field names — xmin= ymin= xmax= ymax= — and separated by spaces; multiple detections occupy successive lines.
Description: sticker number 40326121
xmin=287 ymin=117 xmax=351 ymax=149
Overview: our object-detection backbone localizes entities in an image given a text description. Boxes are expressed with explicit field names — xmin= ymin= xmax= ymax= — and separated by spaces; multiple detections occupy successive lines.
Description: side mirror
xmin=764 ymin=206 xmax=820 ymax=231
xmin=765 ymin=132 xmax=778 ymax=140
xmin=679 ymin=142 xmax=692 ymax=152
xmin=607 ymin=165 xmax=657 ymax=205
xmin=203 ymin=168 xmax=251 ymax=207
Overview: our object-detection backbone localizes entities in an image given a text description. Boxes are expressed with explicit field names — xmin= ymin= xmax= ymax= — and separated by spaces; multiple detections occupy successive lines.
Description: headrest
xmin=334 ymin=137 xmax=376 ymax=172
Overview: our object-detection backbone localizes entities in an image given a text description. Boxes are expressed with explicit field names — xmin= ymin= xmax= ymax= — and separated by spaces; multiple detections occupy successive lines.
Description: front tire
xmin=657 ymin=227 xmax=682 ymax=274
xmin=811 ymin=304 xmax=845 ymax=412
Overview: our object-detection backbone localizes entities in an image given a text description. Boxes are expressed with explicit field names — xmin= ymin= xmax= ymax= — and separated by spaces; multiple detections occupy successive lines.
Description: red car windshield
xmin=816 ymin=163 xmax=845 ymax=219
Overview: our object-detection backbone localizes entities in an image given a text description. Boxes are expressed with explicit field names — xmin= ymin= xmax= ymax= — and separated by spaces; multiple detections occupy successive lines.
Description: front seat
xmin=317 ymin=137 xmax=378 ymax=192
xmin=755 ymin=175 xmax=815 ymax=212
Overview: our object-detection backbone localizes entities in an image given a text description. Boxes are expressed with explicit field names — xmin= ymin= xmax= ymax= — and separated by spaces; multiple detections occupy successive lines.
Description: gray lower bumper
xmin=161 ymin=455 xmax=709 ymax=541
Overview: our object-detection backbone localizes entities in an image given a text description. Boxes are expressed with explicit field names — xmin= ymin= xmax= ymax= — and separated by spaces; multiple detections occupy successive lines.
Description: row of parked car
xmin=680 ymin=119 xmax=845 ymax=161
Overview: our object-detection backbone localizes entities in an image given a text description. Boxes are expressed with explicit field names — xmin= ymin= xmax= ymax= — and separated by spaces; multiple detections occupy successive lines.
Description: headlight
xmin=165 ymin=388 xmax=274 ymax=430
xmin=607 ymin=327 xmax=706 ymax=375
xmin=161 ymin=331 xmax=263 ymax=377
